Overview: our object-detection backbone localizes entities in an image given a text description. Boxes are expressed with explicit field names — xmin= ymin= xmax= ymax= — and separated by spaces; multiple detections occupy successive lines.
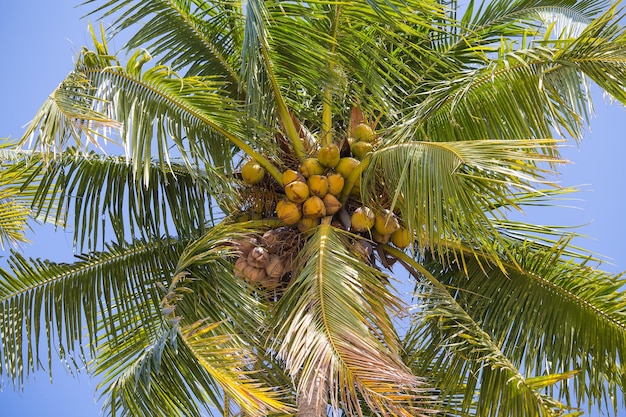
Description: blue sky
xmin=1 ymin=2 xmax=625 ymax=416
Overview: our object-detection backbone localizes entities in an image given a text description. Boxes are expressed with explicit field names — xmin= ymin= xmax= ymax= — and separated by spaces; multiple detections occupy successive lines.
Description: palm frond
xmin=270 ymin=224 xmax=435 ymax=416
xmin=94 ymin=222 xmax=293 ymax=416
xmin=363 ymin=139 xmax=562 ymax=267
xmin=399 ymin=45 xmax=591 ymax=144
xmin=239 ymin=0 xmax=279 ymax=135
xmin=460 ymin=0 xmax=609 ymax=39
xmin=264 ymin=1 xmax=449 ymax=124
xmin=20 ymin=29 xmax=260 ymax=181
xmin=83 ymin=0 xmax=244 ymax=86
xmin=418 ymin=241 xmax=626 ymax=414
xmin=0 ymin=147 xmax=31 ymax=248
xmin=393 ymin=247 xmax=573 ymax=417
xmin=555 ymin=3 xmax=626 ymax=104
xmin=410 ymin=2 xmax=626 ymax=147
xmin=10 ymin=150 xmax=238 ymax=252
xmin=0 ymin=236 xmax=182 ymax=389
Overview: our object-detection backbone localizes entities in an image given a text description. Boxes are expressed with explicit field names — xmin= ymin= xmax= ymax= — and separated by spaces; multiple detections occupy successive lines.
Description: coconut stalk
xmin=339 ymin=153 xmax=371 ymax=204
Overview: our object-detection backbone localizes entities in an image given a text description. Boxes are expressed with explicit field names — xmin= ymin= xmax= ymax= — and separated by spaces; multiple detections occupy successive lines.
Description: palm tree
xmin=2 ymin=0 xmax=626 ymax=415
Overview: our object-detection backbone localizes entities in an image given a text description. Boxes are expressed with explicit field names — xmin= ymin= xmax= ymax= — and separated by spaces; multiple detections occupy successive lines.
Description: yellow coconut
xmin=326 ymin=172 xmax=345 ymax=196
xmin=317 ymin=143 xmax=341 ymax=168
xmin=285 ymin=180 xmax=310 ymax=203
xmin=335 ymin=157 xmax=360 ymax=179
xmin=374 ymin=209 xmax=400 ymax=236
xmin=351 ymin=206 xmax=375 ymax=232
xmin=322 ymin=194 xmax=342 ymax=215
xmin=241 ymin=160 xmax=265 ymax=185
xmin=299 ymin=158 xmax=325 ymax=178
xmin=298 ymin=217 xmax=320 ymax=233
xmin=391 ymin=227 xmax=413 ymax=249
xmin=308 ymin=175 xmax=329 ymax=197
xmin=353 ymin=123 xmax=374 ymax=143
xmin=350 ymin=141 xmax=373 ymax=160
xmin=303 ymin=196 xmax=327 ymax=218
xmin=282 ymin=169 xmax=305 ymax=186
xmin=276 ymin=199 xmax=302 ymax=225
xmin=372 ymin=229 xmax=392 ymax=244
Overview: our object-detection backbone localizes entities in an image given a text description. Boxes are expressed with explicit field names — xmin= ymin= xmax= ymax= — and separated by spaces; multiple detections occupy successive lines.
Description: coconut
xmin=372 ymin=229 xmax=392 ymax=244
xmin=262 ymin=229 xmax=282 ymax=247
xmin=317 ymin=143 xmax=340 ymax=168
xmin=285 ymin=180 xmax=310 ymax=203
xmin=308 ymin=175 xmax=329 ymax=197
xmin=233 ymin=256 xmax=249 ymax=279
xmin=391 ymin=227 xmax=413 ymax=249
xmin=351 ymin=206 xmax=375 ymax=232
xmin=241 ymin=160 xmax=265 ymax=185
xmin=350 ymin=141 xmax=373 ymax=160
xmin=299 ymin=158 xmax=325 ymax=178
xmin=353 ymin=123 xmax=374 ymax=143
xmin=303 ymin=196 xmax=326 ymax=218
xmin=244 ymin=264 xmax=267 ymax=283
xmin=248 ymin=246 xmax=270 ymax=268
xmin=322 ymin=194 xmax=342 ymax=215
xmin=282 ymin=169 xmax=305 ymax=186
xmin=298 ymin=217 xmax=319 ymax=233
xmin=335 ymin=157 xmax=360 ymax=179
xmin=234 ymin=237 xmax=258 ymax=257
xmin=276 ymin=199 xmax=302 ymax=225
xmin=374 ymin=209 xmax=400 ymax=236
xmin=265 ymin=255 xmax=285 ymax=279
xmin=326 ymin=172 xmax=345 ymax=196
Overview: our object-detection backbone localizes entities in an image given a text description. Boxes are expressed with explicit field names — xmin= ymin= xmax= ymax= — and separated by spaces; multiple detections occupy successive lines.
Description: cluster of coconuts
xmin=237 ymin=122 xmax=414 ymax=285
xmin=232 ymin=228 xmax=294 ymax=290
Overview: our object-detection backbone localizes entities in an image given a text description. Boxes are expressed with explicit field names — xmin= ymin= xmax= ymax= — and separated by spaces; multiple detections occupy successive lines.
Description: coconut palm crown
xmin=2 ymin=0 xmax=626 ymax=416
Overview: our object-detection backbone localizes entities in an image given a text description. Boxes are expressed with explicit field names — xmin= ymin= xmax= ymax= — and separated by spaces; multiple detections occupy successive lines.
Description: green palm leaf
xmin=0 ymin=146 xmax=31 ymax=248
xmin=460 ymin=0 xmax=609 ymax=39
xmin=420 ymin=241 xmax=626 ymax=413
xmin=96 ymin=267 xmax=291 ymax=417
xmin=20 ymin=28 xmax=260 ymax=181
xmin=363 ymin=139 xmax=562 ymax=266
xmin=85 ymin=0 xmax=244 ymax=85
xmin=270 ymin=224 xmax=435 ymax=416
xmin=0 ymin=237 xmax=181 ymax=389
xmin=12 ymin=150 xmax=238 ymax=251
xmin=556 ymin=3 xmax=626 ymax=103
xmin=394 ymin=246 xmax=576 ymax=417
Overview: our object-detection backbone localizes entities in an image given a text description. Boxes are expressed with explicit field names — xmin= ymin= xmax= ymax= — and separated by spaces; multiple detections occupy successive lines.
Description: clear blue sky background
xmin=1 ymin=2 xmax=625 ymax=416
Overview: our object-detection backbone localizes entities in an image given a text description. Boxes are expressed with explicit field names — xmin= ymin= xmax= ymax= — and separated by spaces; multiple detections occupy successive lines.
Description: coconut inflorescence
xmin=234 ymin=119 xmax=413 ymax=291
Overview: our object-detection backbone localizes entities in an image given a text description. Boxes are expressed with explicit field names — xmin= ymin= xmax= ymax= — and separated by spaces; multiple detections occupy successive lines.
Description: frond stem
xmin=81 ymin=68 xmax=283 ymax=182
xmin=442 ymin=239 xmax=626 ymax=333
xmin=259 ymin=44 xmax=307 ymax=160
xmin=339 ymin=154 xmax=371 ymax=204
xmin=385 ymin=244 xmax=553 ymax=412
xmin=321 ymin=5 xmax=341 ymax=146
